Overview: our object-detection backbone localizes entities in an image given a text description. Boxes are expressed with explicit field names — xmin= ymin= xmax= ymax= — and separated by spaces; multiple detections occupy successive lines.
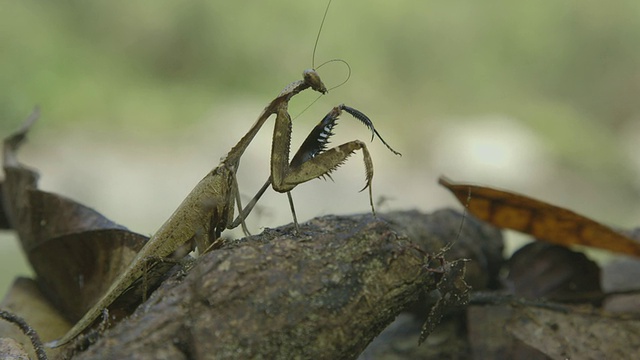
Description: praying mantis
xmin=48 ymin=1 xmax=400 ymax=348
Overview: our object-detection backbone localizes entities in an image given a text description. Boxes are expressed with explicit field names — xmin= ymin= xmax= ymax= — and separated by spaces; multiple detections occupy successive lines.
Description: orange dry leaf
xmin=439 ymin=176 xmax=640 ymax=257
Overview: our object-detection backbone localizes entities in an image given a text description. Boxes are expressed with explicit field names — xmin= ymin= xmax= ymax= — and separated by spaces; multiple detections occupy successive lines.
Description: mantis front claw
xmin=238 ymin=103 xmax=400 ymax=229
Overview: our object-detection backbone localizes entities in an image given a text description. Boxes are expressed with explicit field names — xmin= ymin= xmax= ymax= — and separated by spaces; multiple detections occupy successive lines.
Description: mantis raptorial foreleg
xmin=231 ymin=104 xmax=401 ymax=231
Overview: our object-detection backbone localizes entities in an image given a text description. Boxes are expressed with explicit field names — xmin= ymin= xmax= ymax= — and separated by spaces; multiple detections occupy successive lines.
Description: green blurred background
xmin=2 ymin=0 xmax=640 ymax=298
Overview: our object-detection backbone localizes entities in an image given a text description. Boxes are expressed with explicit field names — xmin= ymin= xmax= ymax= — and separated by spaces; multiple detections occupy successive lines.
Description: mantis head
xmin=303 ymin=69 xmax=328 ymax=95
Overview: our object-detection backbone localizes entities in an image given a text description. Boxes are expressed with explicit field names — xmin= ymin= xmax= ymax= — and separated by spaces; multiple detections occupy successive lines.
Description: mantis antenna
xmin=316 ymin=58 xmax=352 ymax=91
xmin=311 ymin=0 xmax=352 ymax=91
xmin=293 ymin=0 xmax=352 ymax=119
xmin=312 ymin=0 xmax=334 ymax=70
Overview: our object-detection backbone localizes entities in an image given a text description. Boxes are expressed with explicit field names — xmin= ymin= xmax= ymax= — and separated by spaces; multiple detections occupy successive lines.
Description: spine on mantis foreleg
xmin=47 ymin=169 xmax=230 ymax=348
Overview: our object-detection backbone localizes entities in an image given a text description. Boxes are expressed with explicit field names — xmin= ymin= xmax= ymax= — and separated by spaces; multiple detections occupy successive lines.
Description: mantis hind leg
xmin=230 ymin=179 xmax=303 ymax=234
xmin=229 ymin=177 xmax=302 ymax=234
xmin=230 ymin=168 xmax=252 ymax=237
xmin=229 ymin=177 xmax=271 ymax=232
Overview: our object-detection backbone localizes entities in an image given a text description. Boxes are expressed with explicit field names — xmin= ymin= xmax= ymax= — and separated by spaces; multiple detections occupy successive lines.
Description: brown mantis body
xmin=49 ymin=66 xmax=399 ymax=347
xmin=48 ymin=70 xmax=326 ymax=347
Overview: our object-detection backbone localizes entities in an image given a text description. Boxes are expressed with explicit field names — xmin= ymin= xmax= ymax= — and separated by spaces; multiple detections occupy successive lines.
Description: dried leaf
xmin=505 ymin=242 xmax=602 ymax=302
xmin=439 ymin=176 xmax=640 ymax=257
xmin=29 ymin=230 xmax=148 ymax=322
xmin=2 ymin=110 xmax=150 ymax=328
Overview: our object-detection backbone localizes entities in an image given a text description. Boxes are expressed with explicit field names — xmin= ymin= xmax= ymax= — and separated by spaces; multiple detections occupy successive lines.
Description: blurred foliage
xmin=2 ymin=1 xmax=639 ymax=130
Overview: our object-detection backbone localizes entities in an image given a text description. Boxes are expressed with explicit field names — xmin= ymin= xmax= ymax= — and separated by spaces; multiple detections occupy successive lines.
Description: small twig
xmin=0 ymin=309 xmax=48 ymax=360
